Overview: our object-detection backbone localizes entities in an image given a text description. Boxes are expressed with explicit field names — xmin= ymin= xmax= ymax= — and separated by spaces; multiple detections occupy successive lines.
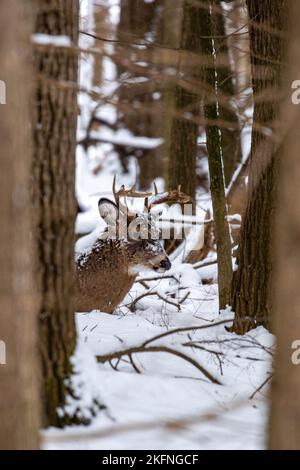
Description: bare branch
xmin=142 ymin=319 xmax=233 ymax=347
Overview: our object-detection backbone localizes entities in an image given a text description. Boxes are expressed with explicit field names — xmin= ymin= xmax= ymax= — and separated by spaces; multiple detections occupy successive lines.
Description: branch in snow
xmin=129 ymin=290 xmax=183 ymax=312
xmin=95 ymin=345 xmax=221 ymax=385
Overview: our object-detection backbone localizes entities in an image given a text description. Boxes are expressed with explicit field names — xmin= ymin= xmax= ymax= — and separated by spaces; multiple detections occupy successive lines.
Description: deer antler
xmin=112 ymin=176 xmax=192 ymax=214
xmin=112 ymin=175 xmax=152 ymax=213
xmin=146 ymin=183 xmax=192 ymax=212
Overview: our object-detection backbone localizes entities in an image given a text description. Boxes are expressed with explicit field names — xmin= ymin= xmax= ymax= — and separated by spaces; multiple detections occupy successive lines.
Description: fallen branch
xmin=96 ymin=345 xmax=221 ymax=385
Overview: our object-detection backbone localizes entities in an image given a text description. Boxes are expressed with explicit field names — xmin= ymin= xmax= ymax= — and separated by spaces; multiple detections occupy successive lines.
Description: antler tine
xmin=112 ymin=176 xmax=128 ymax=214
xmin=153 ymin=181 xmax=158 ymax=195
xmin=112 ymin=174 xmax=119 ymax=206
xmin=148 ymin=184 xmax=192 ymax=211
xmin=112 ymin=176 xmax=153 ymax=214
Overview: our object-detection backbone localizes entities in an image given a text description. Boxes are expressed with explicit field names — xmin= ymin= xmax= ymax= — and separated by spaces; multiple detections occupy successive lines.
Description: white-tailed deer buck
xmin=75 ymin=178 xmax=190 ymax=313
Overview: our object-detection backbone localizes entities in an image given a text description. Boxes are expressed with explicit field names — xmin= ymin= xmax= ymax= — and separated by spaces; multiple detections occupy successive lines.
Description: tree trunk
xmin=161 ymin=0 xmax=183 ymax=186
xmin=231 ymin=0 xmax=287 ymax=334
xmin=269 ymin=1 xmax=300 ymax=449
xmin=0 ymin=1 xmax=40 ymax=449
xmin=212 ymin=0 xmax=243 ymax=187
xmin=199 ymin=0 xmax=233 ymax=309
xmin=32 ymin=0 xmax=79 ymax=427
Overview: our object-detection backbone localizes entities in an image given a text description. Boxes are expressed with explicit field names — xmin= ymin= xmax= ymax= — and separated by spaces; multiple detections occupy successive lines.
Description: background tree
xmin=117 ymin=0 xmax=165 ymax=189
xmin=199 ymin=0 xmax=233 ymax=309
xmin=168 ymin=1 xmax=200 ymax=204
xmin=212 ymin=0 xmax=243 ymax=187
xmin=32 ymin=0 xmax=80 ymax=427
xmin=269 ymin=0 xmax=300 ymax=449
xmin=231 ymin=0 xmax=287 ymax=333
xmin=0 ymin=1 xmax=40 ymax=449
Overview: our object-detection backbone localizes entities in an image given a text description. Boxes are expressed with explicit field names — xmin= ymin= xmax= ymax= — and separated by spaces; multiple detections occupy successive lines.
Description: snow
xmin=43 ymin=307 xmax=272 ymax=450
xmin=56 ymin=342 xmax=106 ymax=423
xmin=32 ymin=34 xmax=72 ymax=47
xmin=90 ymin=127 xmax=164 ymax=149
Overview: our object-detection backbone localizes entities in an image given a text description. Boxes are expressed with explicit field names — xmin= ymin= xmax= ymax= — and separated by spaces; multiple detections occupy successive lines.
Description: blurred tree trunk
xmin=212 ymin=0 xmax=243 ymax=187
xmin=161 ymin=0 xmax=183 ymax=185
xmin=199 ymin=1 xmax=233 ymax=309
xmin=0 ymin=1 xmax=40 ymax=449
xmin=92 ymin=3 xmax=106 ymax=87
xmin=231 ymin=0 xmax=287 ymax=334
xmin=269 ymin=1 xmax=300 ymax=450
xmin=32 ymin=0 xmax=79 ymax=427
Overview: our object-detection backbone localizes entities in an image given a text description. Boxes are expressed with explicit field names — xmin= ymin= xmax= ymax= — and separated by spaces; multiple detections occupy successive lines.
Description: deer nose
xmin=160 ymin=258 xmax=171 ymax=271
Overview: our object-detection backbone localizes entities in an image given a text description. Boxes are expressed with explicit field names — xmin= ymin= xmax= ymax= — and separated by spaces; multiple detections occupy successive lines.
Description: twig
xmin=138 ymin=280 xmax=150 ymax=289
xmin=142 ymin=319 xmax=233 ymax=347
xmin=108 ymin=359 xmax=120 ymax=371
xmin=179 ymin=291 xmax=191 ymax=304
xmin=193 ymin=259 xmax=217 ymax=270
xmin=129 ymin=354 xmax=141 ymax=374
xmin=249 ymin=374 xmax=272 ymax=400
xmin=129 ymin=290 xmax=181 ymax=312
xmin=136 ymin=274 xmax=178 ymax=283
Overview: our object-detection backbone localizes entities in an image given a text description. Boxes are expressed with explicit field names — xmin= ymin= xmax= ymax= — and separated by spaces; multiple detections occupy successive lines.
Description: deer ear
xmin=98 ymin=198 xmax=118 ymax=225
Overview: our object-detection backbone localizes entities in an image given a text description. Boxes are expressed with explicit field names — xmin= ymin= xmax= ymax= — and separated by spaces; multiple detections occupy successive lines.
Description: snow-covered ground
xmin=44 ymin=280 xmax=273 ymax=449
xmin=43 ymin=0 xmax=272 ymax=450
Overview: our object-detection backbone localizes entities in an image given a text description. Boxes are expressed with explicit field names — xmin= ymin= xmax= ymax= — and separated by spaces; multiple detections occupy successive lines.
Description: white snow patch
xmin=32 ymin=34 xmax=72 ymax=47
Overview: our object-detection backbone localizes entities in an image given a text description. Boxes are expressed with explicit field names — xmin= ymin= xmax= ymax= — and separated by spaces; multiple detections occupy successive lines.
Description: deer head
xmin=99 ymin=177 xmax=192 ymax=272
xmin=76 ymin=178 xmax=191 ymax=313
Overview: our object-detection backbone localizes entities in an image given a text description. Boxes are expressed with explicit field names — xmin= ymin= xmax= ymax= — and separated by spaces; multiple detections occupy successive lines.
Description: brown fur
xmin=75 ymin=238 xmax=167 ymax=313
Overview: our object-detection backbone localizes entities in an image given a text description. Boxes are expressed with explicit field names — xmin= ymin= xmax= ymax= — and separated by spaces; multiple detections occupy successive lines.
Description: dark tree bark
xmin=231 ymin=0 xmax=287 ymax=333
xmin=269 ymin=1 xmax=300 ymax=449
xmin=32 ymin=0 xmax=79 ymax=427
xmin=0 ymin=1 xmax=40 ymax=449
